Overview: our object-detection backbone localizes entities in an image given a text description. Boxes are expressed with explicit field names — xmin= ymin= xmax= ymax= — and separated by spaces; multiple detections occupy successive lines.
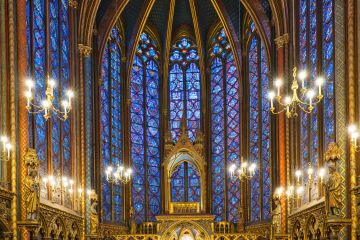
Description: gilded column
xmin=345 ymin=0 xmax=358 ymax=238
xmin=274 ymin=33 xmax=289 ymax=233
xmin=79 ymin=43 xmax=92 ymax=239
xmin=10 ymin=0 xmax=18 ymax=238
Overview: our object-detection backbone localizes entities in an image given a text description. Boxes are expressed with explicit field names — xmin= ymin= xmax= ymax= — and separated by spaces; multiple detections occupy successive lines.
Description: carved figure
xmin=90 ymin=192 xmax=99 ymax=234
xmin=130 ymin=207 xmax=137 ymax=234
xmin=324 ymin=143 xmax=343 ymax=217
xmin=24 ymin=149 xmax=40 ymax=221
xmin=272 ymin=196 xmax=281 ymax=234
xmin=325 ymin=162 xmax=342 ymax=216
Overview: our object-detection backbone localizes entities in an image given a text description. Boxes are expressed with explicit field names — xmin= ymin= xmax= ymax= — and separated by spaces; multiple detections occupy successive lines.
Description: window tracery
xmin=297 ymin=0 xmax=335 ymax=203
xmin=26 ymin=0 xmax=73 ymax=206
xmin=130 ymin=32 xmax=161 ymax=223
xmin=100 ymin=26 xmax=124 ymax=223
xmin=209 ymin=27 xmax=241 ymax=223
xmin=169 ymin=37 xmax=201 ymax=142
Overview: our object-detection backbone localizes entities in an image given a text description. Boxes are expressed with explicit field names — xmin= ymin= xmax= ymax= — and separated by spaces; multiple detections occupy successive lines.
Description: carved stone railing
xmin=113 ymin=234 xmax=161 ymax=240
xmin=288 ymin=198 xmax=326 ymax=239
xmin=139 ymin=222 xmax=157 ymax=234
xmin=212 ymin=233 xmax=268 ymax=240
xmin=169 ymin=202 xmax=200 ymax=214
xmin=99 ymin=223 xmax=128 ymax=238
xmin=0 ymin=187 xmax=14 ymax=237
xmin=245 ymin=222 xmax=271 ymax=238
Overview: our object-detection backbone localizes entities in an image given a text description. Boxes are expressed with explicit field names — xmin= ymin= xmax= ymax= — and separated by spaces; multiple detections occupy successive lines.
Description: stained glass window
xmin=170 ymin=162 xmax=201 ymax=203
xmin=247 ymin=32 xmax=271 ymax=222
xmin=297 ymin=0 xmax=335 ymax=202
xmin=210 ymin=28 xmax=241 ymax=223
xmin=131 ymin=32 xmax=161 ymax=223
xmin=100 ymin=26 xmax=124 ymax=223
xmin=26 ymin=0 xmax=72 ymax=206
xmin=169 ymin=37 xmax=201 ymax=142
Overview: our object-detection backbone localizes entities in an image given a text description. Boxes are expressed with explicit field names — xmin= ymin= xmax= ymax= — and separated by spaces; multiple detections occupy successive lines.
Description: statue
xmin=272 ymin=196 xmax=282 ymax=234
xmin=129 ymin=207 xmax=137 ymax=234
xmin=90 ymin=192 xmax=99 ymax=235
xmin=24 ymin=149 xmax=40 ymax=221
xmin=324 ymin=143 xmax=343 ymax=217
xmin=325 ymin=162 xmax=342 ymax=216
xmin=236 ymin=206 xmax=245 ymax=232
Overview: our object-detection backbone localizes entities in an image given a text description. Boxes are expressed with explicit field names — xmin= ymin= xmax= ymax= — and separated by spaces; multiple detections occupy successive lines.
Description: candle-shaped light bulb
xmin=348 ymin=124 xmax=357 ymax=134
xmin=43 ymin=177 xmax=48 ymax=186
xmin=268 ymin=91 xmax=275 ymax=109
xmin=315 ymin=77 xmax=324 ymax=96
xmin=62 ymin=100 xmax=69 ymax=119
xmin=296 ymin=186 xmax=304 ymax=196
xmin=352 ymin=132 xmax=359 ymax=147
xmin=25 ymin=91 xmax=32 ymax=108
xmin=48 ymin=79 xmax=56 ymax=96
xmin=275 ymin=187 xmax=284 ymax=198
xmin=25 ymin=78 xmax=34 ymax=90
xmin=307 ymin=166 xmax=314 ymax=180
xmin=1 ymin=136 xmax=8 ymax=152
xmin=78 ymin=188 xmax=83 ymax=196
xmin=307 ymin=90 xmax=315 ymax=106
xmin=319 ymin=168 xmax=326 ymax=183
xmin=67 ymin=90 xmax=74 ymax=109
xmin=274 ymin=79 xmax=282 ymax=97
xmin=5 ymin=143 xmax=11 ymax=158
xmin=42 ymin=100 xmax=50 ymax=115
xmin=295 ymin=170 xmax=302 ymax=182
xmin=87 ymin=189 xmax=92 ymax=197
xmin=298 ymin=70 xmax=307 ymax=89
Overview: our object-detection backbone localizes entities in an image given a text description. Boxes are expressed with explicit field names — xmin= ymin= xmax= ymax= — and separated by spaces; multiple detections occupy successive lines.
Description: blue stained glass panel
xmin=169 ymin=37 xmax=201 ymax=142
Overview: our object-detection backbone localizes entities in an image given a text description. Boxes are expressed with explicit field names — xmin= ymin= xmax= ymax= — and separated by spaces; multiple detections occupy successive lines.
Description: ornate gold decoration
xmin=169 ymin=202 xmax=200 ymax=214
xmin=90 ymin=191 xmax=99 ymax=235
xmin=24 ymin=148 xmax=40 ymax=221
xmin=272 ymin=195 xmax=282 ymax=234
xmin=324 ymin=142 xmax=344 ymax=162
xmin=68 ymin=0 xmax=78 ymax=8
xmin=78 ymin=44 xmax=92 ymax=57
xmin=324 ymin=143 xmax=343 ymax=217
xmin=129 ymin=207 xmax=137 ymax=234
xmin=139 ymin=222 xmax=157 ymax=234
xmin=274 ymin=33 xmax=289 ymax=49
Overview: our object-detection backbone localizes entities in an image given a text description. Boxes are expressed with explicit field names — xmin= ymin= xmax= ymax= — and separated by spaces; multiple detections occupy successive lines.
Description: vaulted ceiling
xmin=95 ymin=0 xmax=272 ymax=51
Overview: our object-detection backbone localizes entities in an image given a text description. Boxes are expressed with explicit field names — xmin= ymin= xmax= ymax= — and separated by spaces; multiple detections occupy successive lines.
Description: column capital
xmin=274 ymin=33 xmax=289 ymax=49
xmin=78 ymin=44 xmax=92 ymax=57
xmin=68 ymin=0 xmax=78 ymax=8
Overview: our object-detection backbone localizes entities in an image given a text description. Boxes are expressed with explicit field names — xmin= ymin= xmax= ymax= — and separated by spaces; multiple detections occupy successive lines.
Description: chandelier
xmin=25 ymin=77 xmax=74 ymax=121
xmin=42 ymin=172 xmax=76 ymax=197
xmin=0 ymin=135 xmax=12 ymax=161
xmin=275 ymin=162 xmax=326 ymax=200
xmin=268 ymin=67 xmax=324 ymax=118
xmin=348 ymin=124 xmax=360 ymax=152
xmin=228 ymin=159 xmax=257 ymax=182
xmin=105 ymin=165 xmax=133 ymax=184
